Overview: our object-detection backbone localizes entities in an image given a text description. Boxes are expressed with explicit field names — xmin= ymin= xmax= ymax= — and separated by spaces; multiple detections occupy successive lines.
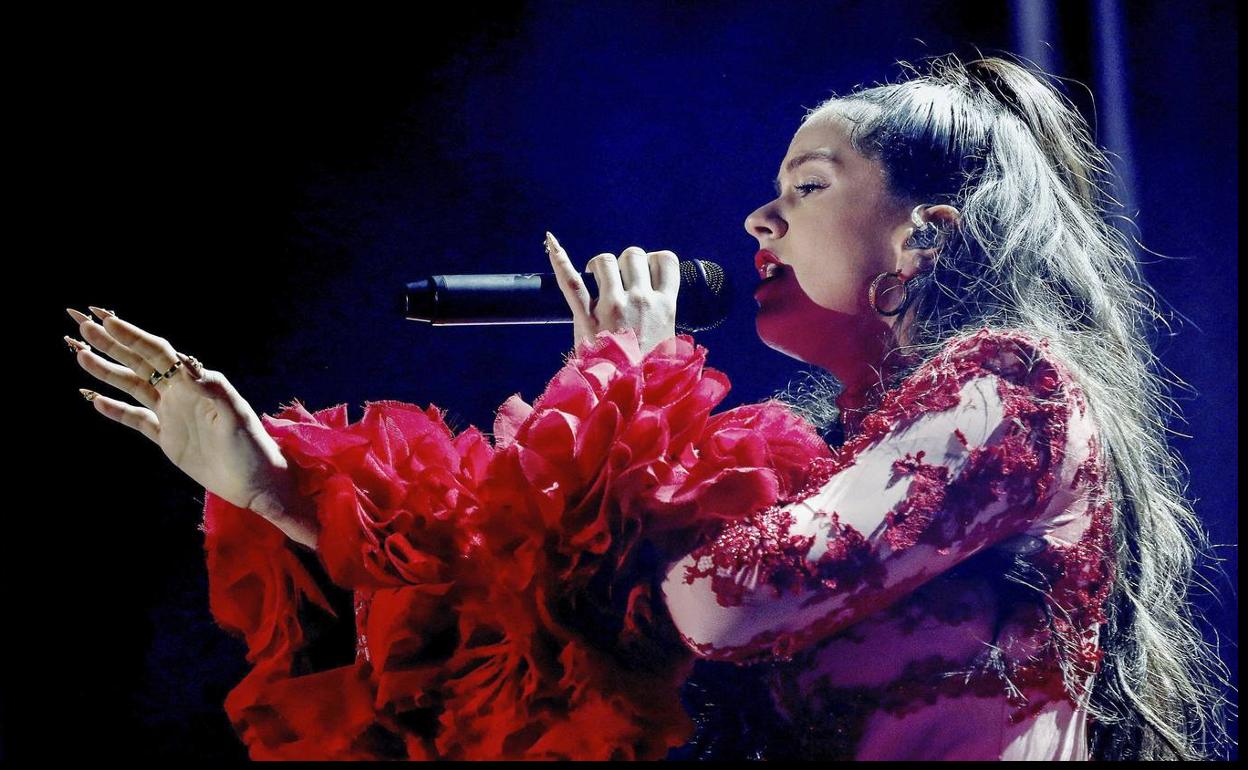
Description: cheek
xmin=794 ymin=236 xmax=877 ymax=312
xmin=796 ymin=265 xmax=860 ymax=310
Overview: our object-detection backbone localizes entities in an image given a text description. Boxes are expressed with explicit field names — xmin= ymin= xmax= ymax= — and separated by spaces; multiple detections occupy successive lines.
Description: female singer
xmin=64 ymin=54 xmax=1228 ymax=760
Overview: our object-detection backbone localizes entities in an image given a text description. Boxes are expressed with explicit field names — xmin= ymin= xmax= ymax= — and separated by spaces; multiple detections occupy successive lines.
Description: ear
xmin=893 ymin=204 xmax=961 ymax=280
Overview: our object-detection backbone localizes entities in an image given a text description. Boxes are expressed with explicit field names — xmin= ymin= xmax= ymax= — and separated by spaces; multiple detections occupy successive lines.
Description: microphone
xmin=404 ymin=259 xmax=733 ymax=333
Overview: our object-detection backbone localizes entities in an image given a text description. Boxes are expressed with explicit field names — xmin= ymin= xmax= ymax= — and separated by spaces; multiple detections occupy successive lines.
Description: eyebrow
xmin=773 ymin=149 xmax=838 ymax=195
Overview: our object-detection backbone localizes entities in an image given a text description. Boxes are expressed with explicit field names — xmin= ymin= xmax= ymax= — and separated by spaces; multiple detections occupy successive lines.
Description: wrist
xmin=247 ymin=464 xmax=320 ymax=550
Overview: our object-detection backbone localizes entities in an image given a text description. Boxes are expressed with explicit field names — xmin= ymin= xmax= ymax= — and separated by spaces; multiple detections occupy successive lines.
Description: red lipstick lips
xmin=755 ymin=250 xmax=783 ymax=280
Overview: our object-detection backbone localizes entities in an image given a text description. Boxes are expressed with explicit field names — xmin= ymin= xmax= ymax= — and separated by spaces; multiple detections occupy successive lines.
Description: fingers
xmin=87 ymin=307 xmax=180 ymax=376
xmin=81 ymin=390 xmax=161 ymax=443
xmin=541 ymin=236 xmax=680 ymax=334
xmin=648 ymin=250 xmax=681 ymax=299
xmin=545 ymin=232 xmax=594 ymax=329
xmin=69 ymin=338 xmax=162 ymax=410
xmin=67 ymin=308 xmax=246 ymax=439
xmin=68 ymin=306 xmax=218 ymax=408
xmin=69 ymin=308 xmax=153 ymax=379
xmin=585 ymin=252 xmax=625 ymax=300
xmin=585 ymin=246 xmax=676 ymax=296
xmin=616 ymin=247 xmax=652 ymax=293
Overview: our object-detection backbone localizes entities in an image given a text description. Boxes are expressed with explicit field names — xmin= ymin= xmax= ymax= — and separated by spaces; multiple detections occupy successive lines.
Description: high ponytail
xmin=960 ymin=57 xmax=1100 ymax=207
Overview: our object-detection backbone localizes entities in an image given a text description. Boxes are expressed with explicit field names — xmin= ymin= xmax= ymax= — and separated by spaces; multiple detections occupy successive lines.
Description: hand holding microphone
xmin=543 ymin=233 xmax=681 ymax=357
xmin=403 ymin=234 xmax=733 ymax=342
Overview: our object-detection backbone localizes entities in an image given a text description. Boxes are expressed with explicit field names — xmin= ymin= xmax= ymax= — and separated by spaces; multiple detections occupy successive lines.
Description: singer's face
xmin=743 ymin=113 xmax=909 ymax=372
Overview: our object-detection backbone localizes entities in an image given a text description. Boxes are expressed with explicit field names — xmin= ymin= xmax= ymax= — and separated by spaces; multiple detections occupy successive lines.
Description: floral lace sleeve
xmin=660 ymin=329 xmax=1097 ymax=665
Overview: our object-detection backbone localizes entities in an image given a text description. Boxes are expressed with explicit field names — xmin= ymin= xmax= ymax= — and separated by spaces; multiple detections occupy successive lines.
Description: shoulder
xmin=908 ymin=326 xmax=1089 ymax=417
xmin=856 ymin=326 xmax=1094 ymax=455
xmin=930 ymin=327 xmax=1078 ymax=392
xmin=926 ymin=327 xmax=1106 ymax=534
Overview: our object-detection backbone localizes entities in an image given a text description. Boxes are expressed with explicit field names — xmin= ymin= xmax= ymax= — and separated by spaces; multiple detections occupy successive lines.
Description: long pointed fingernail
xmin=64 ymin=336 xmax=90 ymax=353
xmin=88 ymin=306 xmax=116 ymax=320
xmin=67 ymin=308 xmax=91 ymax=324
xmin=545 ymin=231 xmax=559 ymax=255
xmin=79 ymin=388 xmax=99 ymax=402
xmin=176 ymin=352 xmax=204 ymax=379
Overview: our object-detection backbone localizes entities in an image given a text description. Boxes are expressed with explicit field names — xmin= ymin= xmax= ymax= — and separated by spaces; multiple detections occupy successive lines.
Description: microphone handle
xmin=405 ymin=264 xmax=731 ymax=333
xmin=405 ymin=272 xmax=589 ymax=326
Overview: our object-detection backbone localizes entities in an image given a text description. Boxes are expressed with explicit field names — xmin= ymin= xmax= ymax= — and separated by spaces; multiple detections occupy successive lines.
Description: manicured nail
xmin=64 ymin=336 xmax=89 ymax=353
xmin=79 ymin=388 xmax=99 ymax=402
xmin=176 ymin=352 xmax=204 ymax=379
xmin=545 ymin=231 xmax=559 ymax=255
xmin=88 ymin=306 xmax=116 ymax=321
xmin=66 ymin=308 xmax=91 ymax=324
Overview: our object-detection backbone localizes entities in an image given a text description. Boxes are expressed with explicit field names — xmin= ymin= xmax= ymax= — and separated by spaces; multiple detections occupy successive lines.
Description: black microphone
xmin=404 ymin=259 xmax=733 ymax=333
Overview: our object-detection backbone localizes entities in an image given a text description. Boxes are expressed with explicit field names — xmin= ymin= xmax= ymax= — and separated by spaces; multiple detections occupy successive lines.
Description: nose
xmin=744 ymin=200 xmax=785 ymax=241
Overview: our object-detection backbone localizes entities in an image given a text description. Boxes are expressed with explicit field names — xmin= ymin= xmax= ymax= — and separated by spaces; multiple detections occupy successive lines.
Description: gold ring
xmin=150 ymin=360 xmax=183 ymax=386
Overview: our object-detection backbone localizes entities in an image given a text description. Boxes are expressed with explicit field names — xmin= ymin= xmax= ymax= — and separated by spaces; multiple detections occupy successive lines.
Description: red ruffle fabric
xmin=201 ymin=328 xmax=832 ymax=759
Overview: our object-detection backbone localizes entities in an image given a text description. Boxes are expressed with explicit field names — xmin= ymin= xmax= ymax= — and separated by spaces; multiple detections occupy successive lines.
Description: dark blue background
xmin=19 ymin=1 xmax=1236 ymax=759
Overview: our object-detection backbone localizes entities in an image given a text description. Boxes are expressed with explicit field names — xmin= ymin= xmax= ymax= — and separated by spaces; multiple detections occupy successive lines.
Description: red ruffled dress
xmin=199 ymin=326 xmax=1113 ymax=760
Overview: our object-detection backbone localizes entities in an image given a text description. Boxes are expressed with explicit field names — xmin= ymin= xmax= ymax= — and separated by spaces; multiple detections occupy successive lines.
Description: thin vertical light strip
xmin=1093 ymin=0 xmax=1139 ymax=226
xmin=1009 ymin=0 xmax=1060 ymax=76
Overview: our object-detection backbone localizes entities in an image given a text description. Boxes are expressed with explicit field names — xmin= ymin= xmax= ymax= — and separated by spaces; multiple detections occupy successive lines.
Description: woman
xmin=65 ymin=54 xmax=1228 ymax=760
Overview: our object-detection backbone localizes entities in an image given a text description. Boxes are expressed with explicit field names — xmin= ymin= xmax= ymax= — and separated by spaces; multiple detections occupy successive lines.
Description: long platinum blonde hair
xmin=769 ymin=53 xmax=1234 ymax=760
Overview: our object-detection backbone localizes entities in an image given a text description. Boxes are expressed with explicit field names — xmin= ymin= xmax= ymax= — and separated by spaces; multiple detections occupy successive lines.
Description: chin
xmin=754 ymin=312 xmax=815 ymax=365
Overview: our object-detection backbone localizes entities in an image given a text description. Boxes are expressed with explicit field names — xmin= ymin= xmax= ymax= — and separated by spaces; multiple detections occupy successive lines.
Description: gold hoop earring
xmin=869 ymin=271 xmax=911 ymax=317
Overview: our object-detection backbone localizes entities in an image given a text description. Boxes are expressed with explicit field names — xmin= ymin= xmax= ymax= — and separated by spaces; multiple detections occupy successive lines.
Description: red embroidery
xmin=884 ymin=451 xmax=951 ymax=550
xmin=813 ymin=512 xmax=884 ymax=595
xmin=680 ymin=506 xmax=796 ymax=605
xmin=679 ymin=504 xmax=887 ymax=616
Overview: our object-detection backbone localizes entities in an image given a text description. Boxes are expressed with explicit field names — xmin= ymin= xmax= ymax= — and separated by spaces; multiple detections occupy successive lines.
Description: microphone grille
xmin=681 ymin=258 xmax=725 ymax=294
xmin=676 ymin=259 xmax=733 ymax=333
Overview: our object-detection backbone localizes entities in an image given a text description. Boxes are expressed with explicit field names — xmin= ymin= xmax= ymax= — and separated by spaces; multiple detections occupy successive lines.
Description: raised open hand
xmin=65 ymin=307 xmax=318 ymax=549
